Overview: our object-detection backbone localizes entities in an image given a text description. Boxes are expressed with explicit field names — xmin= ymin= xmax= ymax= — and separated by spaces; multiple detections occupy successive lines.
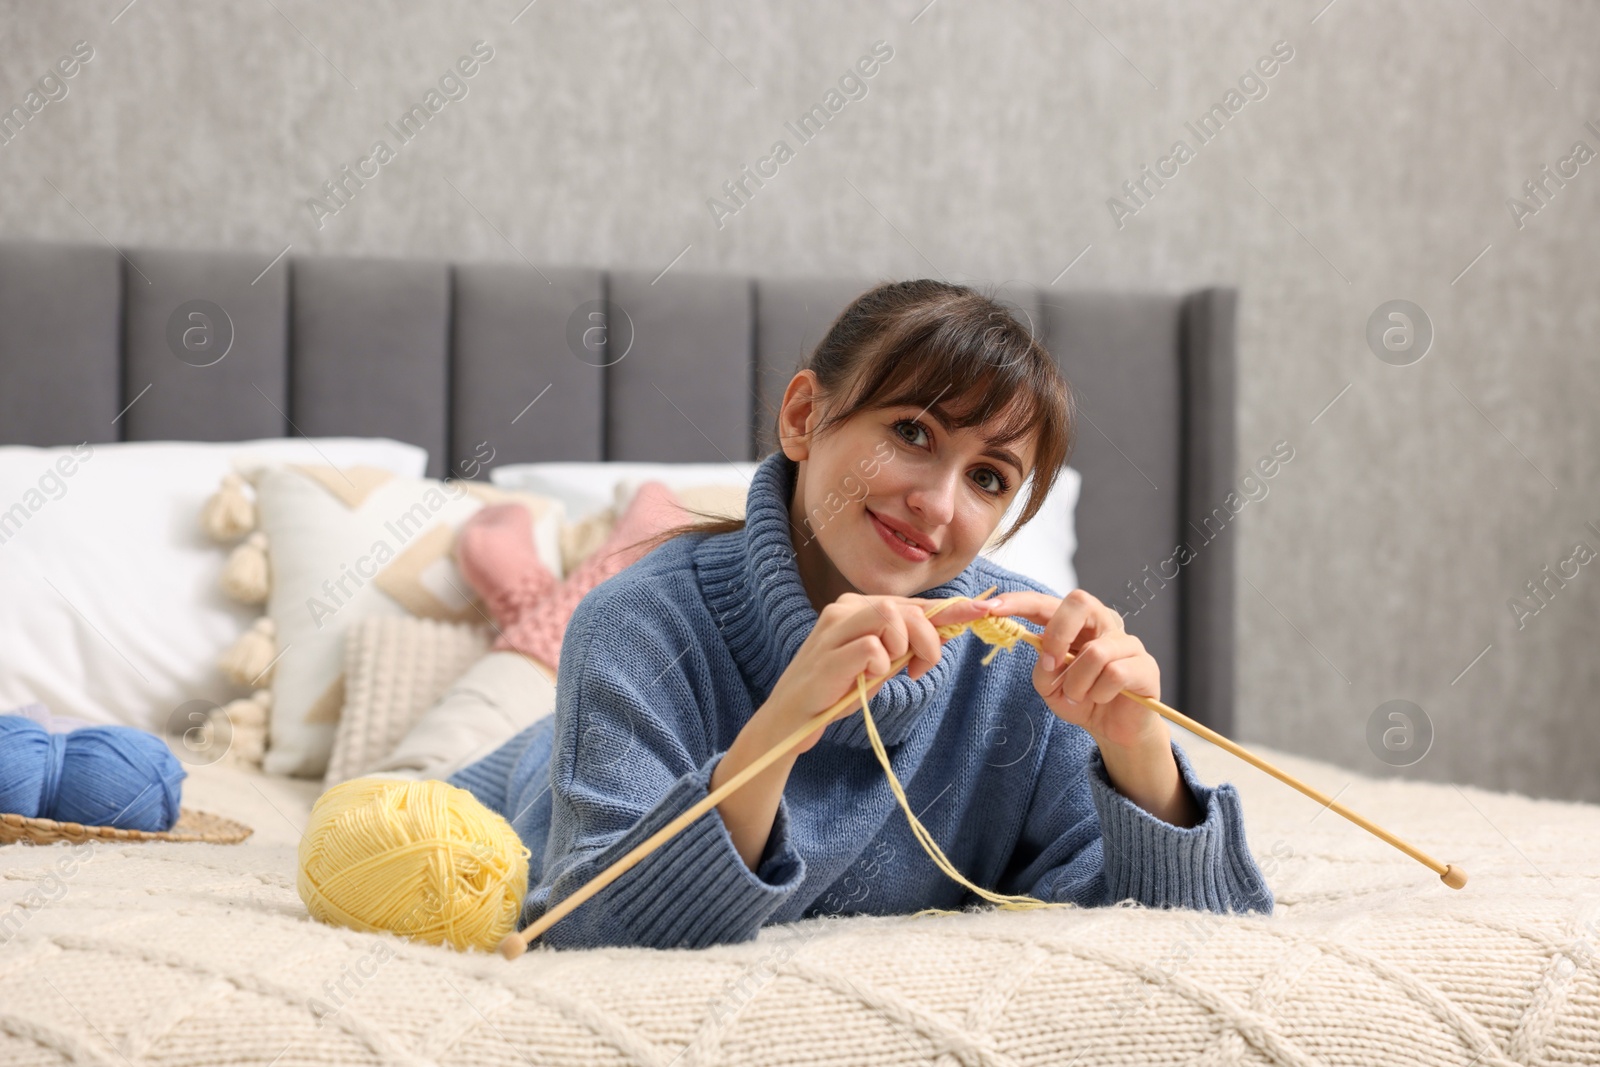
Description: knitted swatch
xmin=453 ymin=502 xmax=559 ymax=629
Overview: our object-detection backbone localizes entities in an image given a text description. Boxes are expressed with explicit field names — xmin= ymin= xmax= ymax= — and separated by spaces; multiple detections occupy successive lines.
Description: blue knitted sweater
xmin=447 ymin=450 xmax=1274 ymax=951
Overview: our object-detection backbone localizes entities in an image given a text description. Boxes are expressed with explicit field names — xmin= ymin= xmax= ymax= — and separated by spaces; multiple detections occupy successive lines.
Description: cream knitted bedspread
xmin=2 ymin=728 xmax=1597 ymax=1067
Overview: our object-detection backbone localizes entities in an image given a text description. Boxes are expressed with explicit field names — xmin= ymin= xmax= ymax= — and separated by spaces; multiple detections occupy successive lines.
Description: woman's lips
xmin=867 ymin=508 xmax=932 ymax=562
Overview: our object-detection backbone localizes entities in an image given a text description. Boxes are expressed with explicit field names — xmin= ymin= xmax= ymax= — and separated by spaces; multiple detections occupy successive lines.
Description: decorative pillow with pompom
xmin=200 ymin=465 xmax=565 ymax=779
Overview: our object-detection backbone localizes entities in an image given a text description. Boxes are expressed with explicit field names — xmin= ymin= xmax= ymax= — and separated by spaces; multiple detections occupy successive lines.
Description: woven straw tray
xmin=0 ymin=807 xmax=253 ymax=845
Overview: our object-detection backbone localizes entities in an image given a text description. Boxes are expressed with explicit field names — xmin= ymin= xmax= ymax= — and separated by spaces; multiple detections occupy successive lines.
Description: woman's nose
xmin=906 ymin=473 xmax=959 ymax=525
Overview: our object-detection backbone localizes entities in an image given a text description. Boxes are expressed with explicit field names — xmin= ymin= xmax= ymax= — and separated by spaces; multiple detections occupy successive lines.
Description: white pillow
xmin=0 ymin=438 xmax=427 ymax=733
xmin=251 ymin=466 xmax=565 ymax=778
xmin=981 ymin=464 xmax=1080 ymax=596
xmin=491 ymin=460 xmax=762 ymax=521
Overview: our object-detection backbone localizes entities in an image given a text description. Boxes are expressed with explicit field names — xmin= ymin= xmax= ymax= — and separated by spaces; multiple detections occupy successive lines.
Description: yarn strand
xmin=855 ymin=600 xmax=1076 ymax=920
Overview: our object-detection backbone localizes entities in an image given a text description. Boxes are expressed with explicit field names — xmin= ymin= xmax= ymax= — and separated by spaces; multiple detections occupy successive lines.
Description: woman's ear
xmin=778 ymin=370 xmax=822 ymax=461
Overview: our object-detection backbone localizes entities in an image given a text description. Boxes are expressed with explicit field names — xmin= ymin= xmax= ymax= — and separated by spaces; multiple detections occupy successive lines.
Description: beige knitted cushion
xmin=323 ymin=615 xmax=491 ymax=787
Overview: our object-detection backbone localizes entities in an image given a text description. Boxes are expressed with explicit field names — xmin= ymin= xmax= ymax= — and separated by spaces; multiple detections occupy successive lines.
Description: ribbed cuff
xmin=1085 ymin=739 xmax=1274 ymax=915
xmin=530 ymin=749 xmax=807 ymax=950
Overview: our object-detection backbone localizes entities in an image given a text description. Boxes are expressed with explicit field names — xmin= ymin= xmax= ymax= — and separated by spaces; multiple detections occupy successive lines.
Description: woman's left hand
xmin=981 ymin=588 xmax=1166 ymax=752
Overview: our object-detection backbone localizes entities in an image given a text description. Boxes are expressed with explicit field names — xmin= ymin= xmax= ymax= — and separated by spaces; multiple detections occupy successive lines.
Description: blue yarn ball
xmin=0 ymin=715 xmax=186 ymax=831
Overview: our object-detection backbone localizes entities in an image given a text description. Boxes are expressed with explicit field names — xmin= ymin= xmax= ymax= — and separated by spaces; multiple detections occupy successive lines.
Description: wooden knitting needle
xmin=497 ymin=590 xmax=1000 ymax=959
xmin=498 ymin=587 xmax=1465 ymax=959
xmin=997 ymin=621 xmax=1468 ymax=892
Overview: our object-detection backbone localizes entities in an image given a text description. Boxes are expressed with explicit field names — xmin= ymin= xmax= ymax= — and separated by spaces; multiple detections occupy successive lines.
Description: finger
xmin=940 ymin=607 xmax=995 ymax=637
xmin=901 ymin=607 xmax=944 ymax=679
xmin=1083 ymin=655 xmax=1154 ymax=707
xmin=1054 ymin=632 xmax=1131 ymax=702
xmin=977 ymin=589 xmax=1059 ymax=625
xmin=1042 ymin=590 xmax=1126 ymax=669
xmin=1011 ymin=588 xmax=1092 ymax=668
xmin=1097 ymin=602 xmax=1127 ymax=634
xmin=1058 ymin=633 xmax=1146 ymax=704
xmin=834 ymin=636 xmax=894 ymax=688
xmin=918 ymin=597 xmax=994 ymax=631
xmin=853 ymin=600 xmax=909 ymax=664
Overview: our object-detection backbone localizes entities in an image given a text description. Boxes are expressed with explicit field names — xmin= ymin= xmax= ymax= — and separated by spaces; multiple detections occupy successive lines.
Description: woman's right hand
xmin=757 ymin=591 xmax=997 ymax=755
xmin=713 ymin=591 xmax=994 ymax=873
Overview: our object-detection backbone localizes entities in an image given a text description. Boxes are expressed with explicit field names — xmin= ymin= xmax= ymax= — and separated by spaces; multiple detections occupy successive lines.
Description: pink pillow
xmin=493 ymin=481 xmax=690 ymax=669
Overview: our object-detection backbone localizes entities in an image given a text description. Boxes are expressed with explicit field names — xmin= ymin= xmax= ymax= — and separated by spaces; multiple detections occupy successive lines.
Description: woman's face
xmin=779 ymin=370 xmax=1037 ymax=605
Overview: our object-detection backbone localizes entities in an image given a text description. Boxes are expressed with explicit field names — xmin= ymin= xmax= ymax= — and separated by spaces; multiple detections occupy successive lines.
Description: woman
xmin=446 ymin=279 xmax=1274 ymax=951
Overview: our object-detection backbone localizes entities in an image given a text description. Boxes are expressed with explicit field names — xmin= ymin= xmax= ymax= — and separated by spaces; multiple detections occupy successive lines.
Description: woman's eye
xmin=975 ymin=468 xmax=1009 ymax=495
xmin=893 ymin=419 xmax=1010 ymax=497
xmin=893 ymin=419 xmax=927 ymax=447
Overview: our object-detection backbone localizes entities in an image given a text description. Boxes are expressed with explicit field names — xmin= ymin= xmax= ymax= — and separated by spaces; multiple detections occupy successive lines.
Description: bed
xmin=2 ymin=237 xmax=1597 ymax=1065
xmin=5 ymin=733 xmax=1597 ymax=1065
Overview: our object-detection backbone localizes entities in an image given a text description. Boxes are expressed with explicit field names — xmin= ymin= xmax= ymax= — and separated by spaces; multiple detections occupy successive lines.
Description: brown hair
xmin=635 ymin=278 xmax=1078 ymax=557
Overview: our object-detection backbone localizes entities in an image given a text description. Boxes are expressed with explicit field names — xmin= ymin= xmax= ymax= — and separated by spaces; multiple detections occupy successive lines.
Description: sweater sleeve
xmin=998 ymin=718 xmax=1274 ymax=916
xmin=524 ymin=594 xmax=808 ymax=951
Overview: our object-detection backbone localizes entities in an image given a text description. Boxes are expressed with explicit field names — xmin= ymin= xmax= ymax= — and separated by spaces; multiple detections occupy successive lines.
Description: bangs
xmin=833 ymin=304 xmax=1054 ymax=467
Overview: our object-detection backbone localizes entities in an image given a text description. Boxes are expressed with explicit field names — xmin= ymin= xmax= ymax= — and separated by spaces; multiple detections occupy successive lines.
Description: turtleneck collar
xmin=694 ymin=449 xmax=984 ymax=749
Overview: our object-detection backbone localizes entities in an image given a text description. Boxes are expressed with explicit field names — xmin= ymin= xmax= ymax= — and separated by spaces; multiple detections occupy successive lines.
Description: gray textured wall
xmin=2 ymin=1 xmax=1596 ymax=802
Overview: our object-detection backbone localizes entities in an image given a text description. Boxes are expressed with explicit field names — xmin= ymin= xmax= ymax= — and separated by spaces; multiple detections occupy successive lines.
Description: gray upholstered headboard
xmin=0 ymin=239 xmax=1237 ymax=735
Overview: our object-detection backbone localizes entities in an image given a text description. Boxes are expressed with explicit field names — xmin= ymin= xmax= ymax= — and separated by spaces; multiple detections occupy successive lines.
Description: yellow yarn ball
xmin=297 ymin=777 xmax=531 ymax=953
